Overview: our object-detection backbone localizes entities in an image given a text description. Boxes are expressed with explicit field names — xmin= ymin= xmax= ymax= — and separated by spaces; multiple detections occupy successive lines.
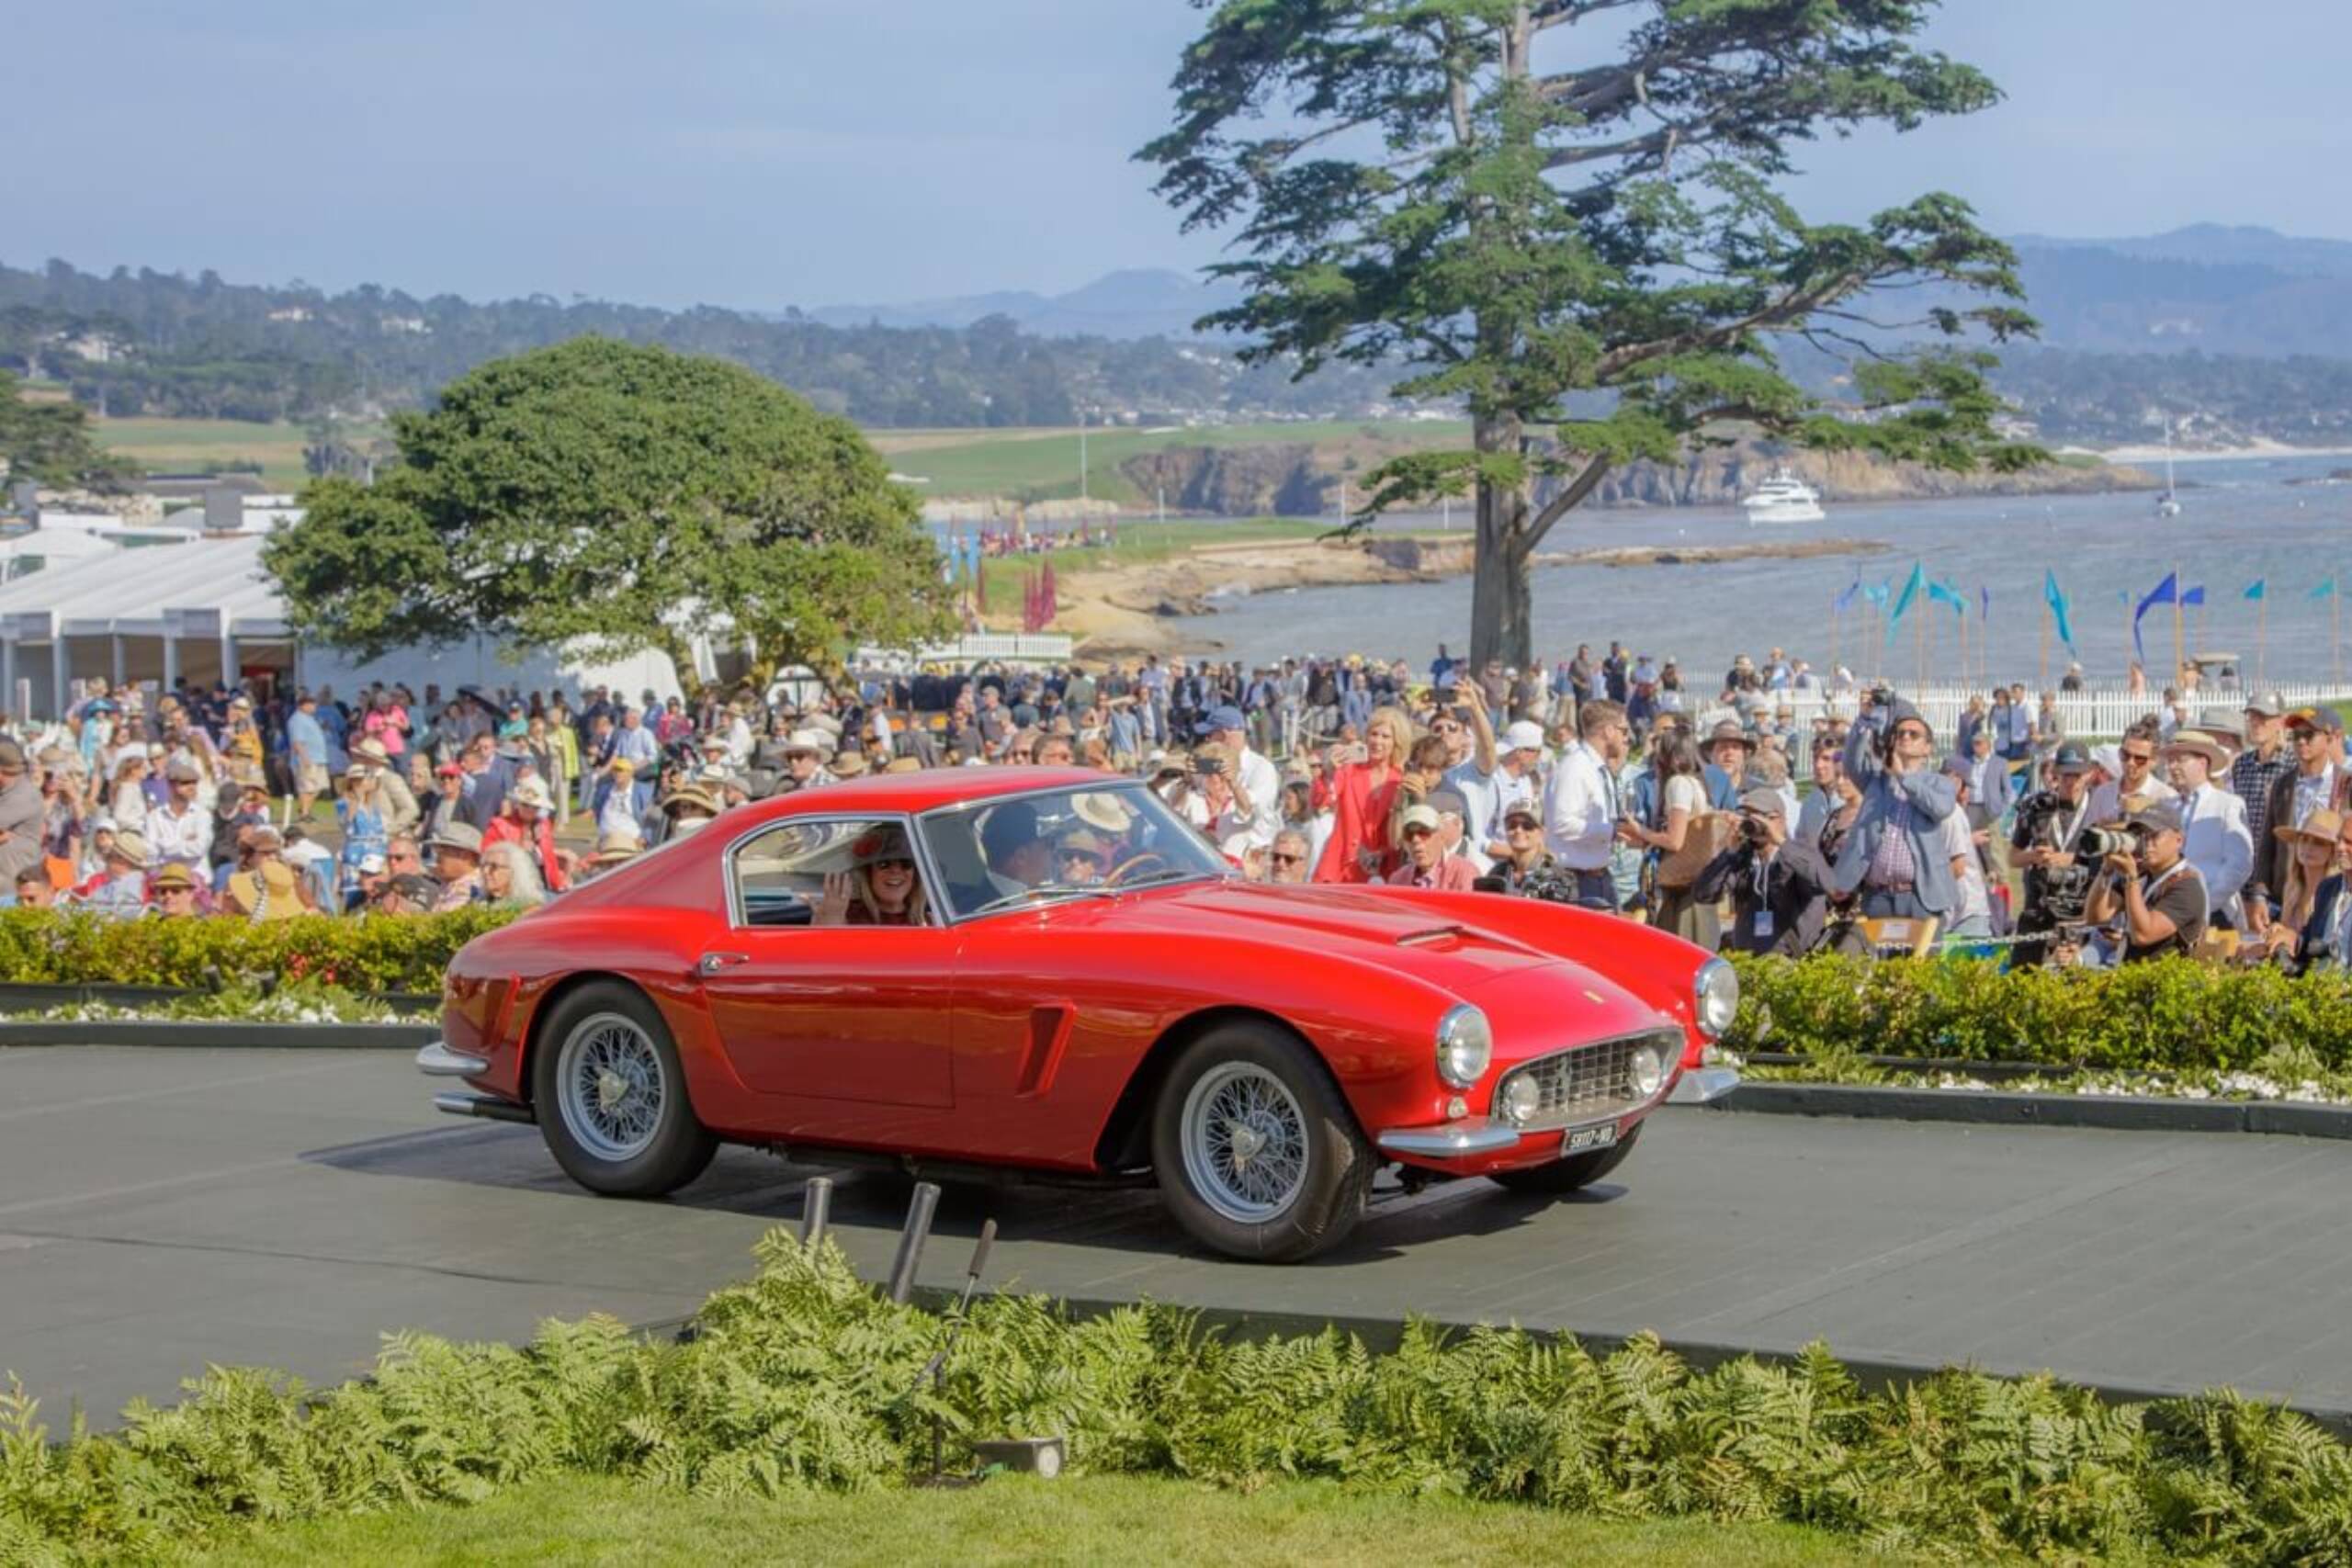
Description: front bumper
xmin=1668 ymin=1065 xmax=1742 ymax=1104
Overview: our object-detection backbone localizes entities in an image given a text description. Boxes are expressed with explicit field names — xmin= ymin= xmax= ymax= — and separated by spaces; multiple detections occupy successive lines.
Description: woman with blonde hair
xmin=2263 ymin=809 xmax=2344 ymax=963
xmin=480 ymin=840 xmax=548 ymax=909
xmin=814 ymin=826 xmax=929 ymax=927
xmin=1314 ymin=705 xmax=1413 ymax=884
xmin=108 ymin=752 xmax=152 ymax=836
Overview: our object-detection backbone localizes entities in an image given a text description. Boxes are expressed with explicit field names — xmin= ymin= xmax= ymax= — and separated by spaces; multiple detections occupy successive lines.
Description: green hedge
xmin=6 ymin=1233 xmax=2352 ymax=1563
xmin=1726 ymin=953 xmax=2352 ymax=1073
xmin=0 ymin=908 xmax=515 ymax=997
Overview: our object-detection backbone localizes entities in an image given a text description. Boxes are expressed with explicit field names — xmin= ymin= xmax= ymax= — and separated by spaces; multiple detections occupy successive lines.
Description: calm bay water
xmin=1177 ymin=454 xmax=2352 ymax=685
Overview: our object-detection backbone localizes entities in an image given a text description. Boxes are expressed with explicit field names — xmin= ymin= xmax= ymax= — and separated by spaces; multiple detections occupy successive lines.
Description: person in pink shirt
xmin=1386 ymin=802 xmax=1480 ymax=891
xmin=362 ymin=690 xmax=410 ymax=760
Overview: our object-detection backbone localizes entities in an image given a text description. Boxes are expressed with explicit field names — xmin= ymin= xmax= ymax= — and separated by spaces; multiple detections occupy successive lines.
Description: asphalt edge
xmin=1692 ymin=1081 xmax=2352 ymax=1140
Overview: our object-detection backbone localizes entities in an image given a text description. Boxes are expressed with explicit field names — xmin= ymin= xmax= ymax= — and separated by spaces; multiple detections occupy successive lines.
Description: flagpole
xmin=1829 ymin=598 xmax=1839 ymax=685
xmin=2335 ymin=588 xmax=2343 ymax=687
xmin=2039 ymin=600 xmax=2051 ymax=691
xmin=2171 ymin=560 xmax=2185 ymax=687
xmin=2257 ymin=592 xmax=2267 ymax=687
xmin=1915 ymin=602 xmax=1927 ymax=694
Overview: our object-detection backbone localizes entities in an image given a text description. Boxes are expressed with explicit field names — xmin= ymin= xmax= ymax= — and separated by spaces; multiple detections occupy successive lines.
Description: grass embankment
xmin=93 ymin=416 xmax=390 ymax=490
xmin=189 ymin=1472 xmax=1868 ymax=1567
xmin=967 ymin=515 xmax=1330 ymax=610
xmin=882 ymin=418 xmax=1470 ymax=505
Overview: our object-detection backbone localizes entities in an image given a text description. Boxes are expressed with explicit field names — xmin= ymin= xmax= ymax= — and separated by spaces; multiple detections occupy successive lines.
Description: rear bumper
xmin=416 ymin=1040 xmax=490 ymax=1077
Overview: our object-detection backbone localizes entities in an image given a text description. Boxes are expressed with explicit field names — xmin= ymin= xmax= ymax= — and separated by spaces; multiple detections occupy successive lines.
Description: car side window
xmin=730 ymin=818 xmax=933 ymax=929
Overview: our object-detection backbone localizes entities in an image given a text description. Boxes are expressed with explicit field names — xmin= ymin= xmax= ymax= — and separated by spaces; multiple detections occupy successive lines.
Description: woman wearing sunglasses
xmin=815 ymin=826 xmax=930 ymax=927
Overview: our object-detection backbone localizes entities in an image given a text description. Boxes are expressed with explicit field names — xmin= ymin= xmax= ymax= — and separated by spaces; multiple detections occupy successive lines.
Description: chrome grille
xmin=1492 ymin=1029 xmax=1678 ymax=1131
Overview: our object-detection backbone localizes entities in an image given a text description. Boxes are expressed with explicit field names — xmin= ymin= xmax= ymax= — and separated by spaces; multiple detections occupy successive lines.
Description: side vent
xmin=1015 ymin=1004 xmax=1077 ymax=1097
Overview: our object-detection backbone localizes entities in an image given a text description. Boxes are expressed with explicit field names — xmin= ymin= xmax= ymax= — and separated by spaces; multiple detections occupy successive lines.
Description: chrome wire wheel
xmin=554 ymin=1011 xmax=667 ymax=1162
xmin=1179 ymin=1061 xmax=1309 ymax=1224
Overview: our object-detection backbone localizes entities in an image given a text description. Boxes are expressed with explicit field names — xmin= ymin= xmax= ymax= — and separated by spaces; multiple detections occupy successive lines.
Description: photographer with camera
xmin=1828 ymin=689 xmax=1962 ymax=923
xmin=1693 ymin=782 xmax=1835 ymax=956
xmin=2009 ymin=741 xmax=2104 ymax=964
xmin=2082 ymin=800 xmax=2209 ymax=963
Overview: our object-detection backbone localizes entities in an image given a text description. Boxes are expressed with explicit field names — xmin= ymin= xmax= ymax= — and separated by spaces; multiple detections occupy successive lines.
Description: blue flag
xmin=2245 ymin=580 xmax=2267 ymax=603
xmin=1981 ymin=585 xmax=1991 ymax=623
xmin=2181 ymin=585 xmax=2206 ymax=608
xmin=1833 ymin=578 xmax=1861 ymax=615
xmin=2043 ymin=570 xmax=2076 ymax=652
xmin=1885 ymin=563 xmax=1926 ymax=643
xmin=2132 ymin=572 xmax=2178 ymax=663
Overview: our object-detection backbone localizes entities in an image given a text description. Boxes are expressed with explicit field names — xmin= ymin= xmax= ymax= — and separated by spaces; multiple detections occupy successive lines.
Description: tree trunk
xmin=1469 ymin=415 xmax=1535 ymax=669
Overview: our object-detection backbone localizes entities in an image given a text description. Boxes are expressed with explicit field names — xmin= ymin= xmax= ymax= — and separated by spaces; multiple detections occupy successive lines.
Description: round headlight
xmin=1628 ymin=1043 xmax=1665 ymax=1100
xmin=1694 ymin=957 xmax=1740 ymax=1040
xmin=1435 ymin=1005 xmax=1492 ymax=1089
xmin=1499 ymin=1074 xmax=1541 ymax=1126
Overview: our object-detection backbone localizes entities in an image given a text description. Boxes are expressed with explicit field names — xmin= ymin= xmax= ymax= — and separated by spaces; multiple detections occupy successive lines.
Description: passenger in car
xmin=815 ymin=826 xmax=928 ymax=927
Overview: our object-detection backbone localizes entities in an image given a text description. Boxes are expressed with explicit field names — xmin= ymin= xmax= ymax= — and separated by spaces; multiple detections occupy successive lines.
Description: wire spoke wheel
xmin=1180 ymin=1062 xmax=1309 ymax=1224
xmin=555 ymin=1011 xmax=667 ymax=1162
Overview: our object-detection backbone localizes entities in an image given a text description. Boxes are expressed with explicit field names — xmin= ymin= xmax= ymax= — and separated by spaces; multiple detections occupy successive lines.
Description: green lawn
xmin=93 ymin=415 xmax=389 ymax=489
xmin=967 ymin=516 xmax=1332 ymax=605
xmin=187 ymin=1472 xmax=1879 ymax=1567
xmin=889 ymin=418 xmax=1472 ymax=504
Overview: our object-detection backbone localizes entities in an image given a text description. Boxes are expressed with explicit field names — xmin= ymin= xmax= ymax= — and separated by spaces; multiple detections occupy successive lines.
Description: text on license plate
xmin=1563 ymin=1122 xmax=1618 ymax=1155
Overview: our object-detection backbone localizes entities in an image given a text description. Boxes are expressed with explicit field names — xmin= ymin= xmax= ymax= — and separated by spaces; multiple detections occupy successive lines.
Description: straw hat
xmin=589 ymin=828 xmax=644 ymax=865
xmin=2276 ymin=808 xmax=2346 ymax=848
xmin=107 ymin=831 xmax=153 ymax=871
xmin=508 ymin=778 xmax=555 ymax=812
xmin=2159 ymin=732 xmax=2233 ymax=772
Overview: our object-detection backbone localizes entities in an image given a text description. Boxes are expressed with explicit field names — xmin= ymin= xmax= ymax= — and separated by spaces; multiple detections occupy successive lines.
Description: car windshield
xmin=919 ymin=780 xmax=1228 ymax=921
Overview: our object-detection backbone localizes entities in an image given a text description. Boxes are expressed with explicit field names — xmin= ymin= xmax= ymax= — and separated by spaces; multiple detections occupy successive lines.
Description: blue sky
xmin=17 ymin=0 xmax=2348 ymax=310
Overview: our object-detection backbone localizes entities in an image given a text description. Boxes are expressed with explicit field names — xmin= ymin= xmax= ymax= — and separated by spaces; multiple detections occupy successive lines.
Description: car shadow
xmin=302 ymin=1123 xmax=1627 ymax=1270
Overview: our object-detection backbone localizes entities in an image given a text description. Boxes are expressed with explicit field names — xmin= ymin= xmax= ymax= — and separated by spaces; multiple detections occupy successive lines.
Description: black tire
xmin=1148 ymin=1021 xmax=1373 ymax=1262
xmin=1487 ymin=1122 xmax=1641 ymax=1196
xmin=531 ymin=980 xmax=718 ymax=1197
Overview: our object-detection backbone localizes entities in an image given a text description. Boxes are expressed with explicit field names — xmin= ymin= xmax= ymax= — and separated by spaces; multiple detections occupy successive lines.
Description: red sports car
xmin=419 ymin=767 xmax=1739 ymax=1261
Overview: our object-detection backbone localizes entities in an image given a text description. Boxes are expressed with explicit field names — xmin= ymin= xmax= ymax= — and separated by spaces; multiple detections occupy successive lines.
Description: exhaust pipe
xmin=432 ymin=1092 xmax=537 ymax=1125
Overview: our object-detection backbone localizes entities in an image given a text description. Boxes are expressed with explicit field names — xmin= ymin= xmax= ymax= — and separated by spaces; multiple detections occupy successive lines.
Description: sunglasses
xmin=1402 ymin=826 xmax=1434 ymax=840
xmin=871 ymin=856 xmax=915 ymax=872
xmin=1505 ymin=819 xmax=1541 ymax=832
xmin=1059 ymin=850 xmax=1103 ymax=866
xmin=2120 ymin=750 xmax=2154 ymax=764
xmin=1270 ymin=852 xmax=1304 ymax=865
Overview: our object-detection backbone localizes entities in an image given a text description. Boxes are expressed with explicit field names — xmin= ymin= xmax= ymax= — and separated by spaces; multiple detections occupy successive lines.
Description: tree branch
xmin=1525 ymin=451 xmax=1612 ymax=546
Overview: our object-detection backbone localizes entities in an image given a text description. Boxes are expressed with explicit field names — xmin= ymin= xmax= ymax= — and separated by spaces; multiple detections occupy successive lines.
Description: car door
xmin=698 ymin=815 xmax=956 ymax=1111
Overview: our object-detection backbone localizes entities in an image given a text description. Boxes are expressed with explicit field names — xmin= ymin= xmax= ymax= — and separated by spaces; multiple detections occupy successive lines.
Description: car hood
xmin=1076 ymin=879 xmax=1663 ymax=1021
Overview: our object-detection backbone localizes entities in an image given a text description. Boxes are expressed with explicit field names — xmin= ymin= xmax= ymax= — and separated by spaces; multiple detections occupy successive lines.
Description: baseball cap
xmin=2288 ymin=706 xmax=2346 ymax=735
xmin=1198 ymin=705 xmax=1247 ymax=735
xmin=2050 ymin=741 xmax=2094 ymax=774
xmin=1737 ymin=782 xmax=1787 ymax=816
xmin=1398 ymin=803 xmax=1442 ymax=834
xmin=1502 ymin=720 xmax=1545 ymax=752
xmin=165 ymin=759 xmax=200 ymax=783
xmin=2126 ymin=800 xmax=2184 ymax=835
xmin=2245 ymin=691 xmax=2288 ymax=717
xmin=1425 ymin=787 xmax=1469 ymax=820
xmin=150 ymin=863 xmax=197 ymax=892
xmin=1502 ymin=802 xmax=1543 ymax=827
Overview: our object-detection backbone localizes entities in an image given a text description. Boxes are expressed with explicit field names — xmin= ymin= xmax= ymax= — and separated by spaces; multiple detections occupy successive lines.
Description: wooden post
xmin=1828 ymin=596 xmax=1839 ymax=685
xmin=1915 ymin=603 xmax=1927 ymax=693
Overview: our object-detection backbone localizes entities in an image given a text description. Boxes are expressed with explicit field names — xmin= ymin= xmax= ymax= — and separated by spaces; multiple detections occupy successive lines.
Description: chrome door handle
xmin=698 ymin=952 xmax=750 ymax=976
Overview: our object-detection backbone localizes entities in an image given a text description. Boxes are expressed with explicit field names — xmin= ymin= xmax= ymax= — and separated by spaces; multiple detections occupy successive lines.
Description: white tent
xmin=0 ymin=535 xmax=685 ymax=720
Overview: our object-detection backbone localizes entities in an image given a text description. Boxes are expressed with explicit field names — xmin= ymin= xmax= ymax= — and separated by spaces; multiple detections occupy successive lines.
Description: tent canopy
xmin=0 ymin=536 xmax=285 ymax=642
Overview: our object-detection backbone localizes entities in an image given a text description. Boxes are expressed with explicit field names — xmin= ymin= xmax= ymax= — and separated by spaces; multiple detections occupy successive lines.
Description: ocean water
xmin=1173 ymin=454 xmax=2352 ymax=685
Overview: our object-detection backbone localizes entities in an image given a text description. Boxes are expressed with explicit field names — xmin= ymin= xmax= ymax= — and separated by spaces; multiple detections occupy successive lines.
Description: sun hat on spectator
xmin=108 ymin=832 xmax=153 ymax=870
xmin=1501 ymin=720 xmax=1545 ymax=753
xmin=1501 ymin=801 xmax=1542 ymax=829
xmin=149 ymin=863 xmax=197 ymax=893
xmin=509 ymin=778 xmax=556 ymax=811
xmin=1702 ymin=718 xmax=1757 ymax=752
xmin=884 ymin=756 xmax=925 ymax=774
xmin=351 ymin=738 xmax=391 ymax=765
xmin=589 ymin=829 xmax=643 ymax=866
xmin=2277 ymin=807 xmax=2345 ymax=848
xmin=661 ymin=784 xmax=720 ymax=818
xmin=432 ymin=822 xmax=484 ymax=856
xmin=1074 ymin=792 xmax=1136 ymax=833
xmin=783 ymin=728 xmax=833 ymax=758
xmin=2159 ymin=733 xmax=2233 ymax=772
xmin=698 ymin=732 xmax=729 ymax=752
xmin=0 ymin=739 xmax=25 ymax=771
xmin=831 ymin=751 xmax=871 ymax=779
xmin=1398 ymin=804 xmax=1442 ymax=835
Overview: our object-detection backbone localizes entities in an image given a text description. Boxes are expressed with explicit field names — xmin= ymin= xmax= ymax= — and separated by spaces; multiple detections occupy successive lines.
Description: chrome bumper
xmin=1375 ymin=1122 xmax=1524 ymax=1157
xmin=1668 ymin=1066 xmax=1742 ymax=1104
xmin=416 ymin=1040 xmax=489 ymax=1077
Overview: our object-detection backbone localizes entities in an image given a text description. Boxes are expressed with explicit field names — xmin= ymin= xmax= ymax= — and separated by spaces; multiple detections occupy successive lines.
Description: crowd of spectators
xmin=1 ymin=646 xmax=2346 ymax=973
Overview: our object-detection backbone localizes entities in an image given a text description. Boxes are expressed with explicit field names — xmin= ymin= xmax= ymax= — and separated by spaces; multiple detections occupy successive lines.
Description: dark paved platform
xmin=5 ymin=1045 xmax=2348 ymax=1425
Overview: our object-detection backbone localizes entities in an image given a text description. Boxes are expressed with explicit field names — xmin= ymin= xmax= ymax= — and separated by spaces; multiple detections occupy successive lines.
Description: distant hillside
xmin=806 ymin=268 xmax=1246 ymax=341
xmin=2007 ymin=225 xmax=2352 ymax=358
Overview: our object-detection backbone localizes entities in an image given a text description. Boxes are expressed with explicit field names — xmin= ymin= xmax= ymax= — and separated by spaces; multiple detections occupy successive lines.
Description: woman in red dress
xmin=1313 ymin=706 xmax=1415 ymax=884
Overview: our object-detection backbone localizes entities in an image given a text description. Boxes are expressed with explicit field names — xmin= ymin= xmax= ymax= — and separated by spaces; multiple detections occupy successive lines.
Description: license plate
xmin=1563 ymin=1122 xmax=1618 ymax=1155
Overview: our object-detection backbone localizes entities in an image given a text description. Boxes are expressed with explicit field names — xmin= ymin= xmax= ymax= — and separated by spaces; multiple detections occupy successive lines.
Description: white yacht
xmin=1741 ymin=468 xmax=1826 ymax=525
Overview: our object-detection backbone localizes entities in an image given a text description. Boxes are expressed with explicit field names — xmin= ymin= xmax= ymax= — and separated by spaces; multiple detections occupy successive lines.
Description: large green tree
xmin=0 ymin=370 xmax=139 ymax=491
xmin=1142 ymin=0 xmax=2041 ymax=665
xmin=265 ymin=339 xmax=954 ymax=685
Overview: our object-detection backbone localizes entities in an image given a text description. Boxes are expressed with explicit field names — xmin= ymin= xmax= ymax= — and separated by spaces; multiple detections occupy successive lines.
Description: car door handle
xmin=698 ymin=952 xmax=751 ymax=976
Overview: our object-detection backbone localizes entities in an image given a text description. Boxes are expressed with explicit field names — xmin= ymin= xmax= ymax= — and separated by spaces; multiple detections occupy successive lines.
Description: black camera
xmin=1737 ymin=810 xmax=1773 ymax=845
xmin=1193 ymin=755 xmax=1227 ymax=777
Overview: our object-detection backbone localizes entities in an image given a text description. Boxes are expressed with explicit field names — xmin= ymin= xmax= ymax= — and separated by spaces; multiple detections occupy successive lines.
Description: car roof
xmin=751 ymin=765 xmax=1120 ymax=821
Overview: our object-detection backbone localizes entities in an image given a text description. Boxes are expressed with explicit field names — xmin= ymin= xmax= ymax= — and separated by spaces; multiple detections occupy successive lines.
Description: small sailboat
xmin=2155 ymin=417 xmax=2183 ymax=518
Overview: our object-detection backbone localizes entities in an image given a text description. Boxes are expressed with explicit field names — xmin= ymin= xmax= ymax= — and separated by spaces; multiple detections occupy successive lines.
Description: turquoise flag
xmin=1927 ymin=580 xmax=1966 ymax=615
xmin=2245 ymin=580 xmax=2267 ymax=602
xmin=1885 ymin=562 xmax=1926 ymax=643
xmin=2314 ymin=579 xmax=2338 ymax=601
xmin=2043 ymin=570 xmax=2076 ymax=652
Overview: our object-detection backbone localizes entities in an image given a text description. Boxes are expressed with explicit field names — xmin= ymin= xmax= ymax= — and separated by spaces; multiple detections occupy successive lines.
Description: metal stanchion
xmin=887 ymin=1180 xmax=941 ymax=1305
xmin=799 ymin=1176 xmax=832 ymax=1247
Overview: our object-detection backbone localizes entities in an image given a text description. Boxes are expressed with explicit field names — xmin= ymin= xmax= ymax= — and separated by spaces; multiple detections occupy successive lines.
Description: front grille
xmin=1492 ymin=1029 xmax=1678 ymax=1131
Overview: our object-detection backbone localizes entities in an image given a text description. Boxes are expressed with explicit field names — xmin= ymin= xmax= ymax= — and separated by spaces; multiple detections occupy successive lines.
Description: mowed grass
xmin=966 ymin=516 xmax=1331 ymax=604
xmin=186 ymin=1472 xmax=1882 ymax=1567
xmin=94 ymin=415 xmax=388 ymax=489
xmin=889 ymin=418 xmax=1472 ymax=504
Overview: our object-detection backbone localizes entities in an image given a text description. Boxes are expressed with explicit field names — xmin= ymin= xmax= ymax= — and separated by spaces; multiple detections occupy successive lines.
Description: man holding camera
xmin=1694 ymin=783 xmax=1834 ymax=956
xmin=1829 ymin=692 xmax=1962 ymax=922
xmin=2010 ymin=741 xmax=2104 ymax=964
xmin=2083 ymin=800 xmax=2209 ymax=963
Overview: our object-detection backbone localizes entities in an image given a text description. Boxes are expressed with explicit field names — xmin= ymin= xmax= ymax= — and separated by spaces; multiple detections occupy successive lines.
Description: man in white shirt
xmin=2162 ymin=733 xmax=2254 ymax=927
xmin=1542 ymin=698 xmax=1632 ymax=911
xmin=1200 ymin=705 xmax=1281 ymax=854
xmin=2086 ymin=722 xmax=2176 ymax=825
xmin=147 ymin=758 xmax=212 ymax=874
xmin=1442 ymin=704 xmax=1543 ymax=872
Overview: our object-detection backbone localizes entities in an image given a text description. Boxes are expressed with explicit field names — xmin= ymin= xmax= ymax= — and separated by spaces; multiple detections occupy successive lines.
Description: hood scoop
xmin=1395 ymin=925 xmax=1467 ymax=950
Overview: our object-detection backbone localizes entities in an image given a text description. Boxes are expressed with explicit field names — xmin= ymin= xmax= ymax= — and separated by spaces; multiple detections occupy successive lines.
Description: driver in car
xmin=1056 ymin=827 xmax=1114 ymax=886
xmin=981 ymin=801 xmax=1054 ymax=897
